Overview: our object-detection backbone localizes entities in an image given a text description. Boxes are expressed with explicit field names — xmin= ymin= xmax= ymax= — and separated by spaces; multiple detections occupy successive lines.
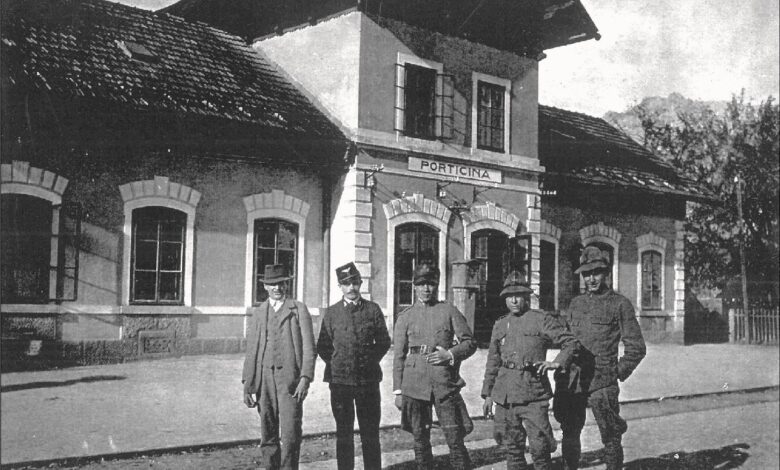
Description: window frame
xmin=471 ymin=72 xmax=512 ymax=154
xmin=252 ymin=218 xmax=299 ymax=305
xmin=639 ymin=249 xmax=664 ymax=310
xmin=395 ymin=53 xmax=445 ymax=140
xmin=129 ymin=206 xmax=187 ymax=305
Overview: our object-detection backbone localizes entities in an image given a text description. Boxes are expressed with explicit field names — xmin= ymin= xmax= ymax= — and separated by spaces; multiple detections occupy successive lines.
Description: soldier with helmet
xmin=481 ymin=271 xmax=580 ymax=470
xmin=393 ymin=263 xmax=476 ymax=470
xmin=553 ymin=245 xmax=647 ymax=470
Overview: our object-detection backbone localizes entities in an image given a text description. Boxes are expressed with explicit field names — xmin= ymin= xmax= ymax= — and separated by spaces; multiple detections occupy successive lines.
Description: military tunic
xmin=553 ymin=288 xmax=647 ymax=470
xmin=482 ymin=309 xmax=579 ymax=470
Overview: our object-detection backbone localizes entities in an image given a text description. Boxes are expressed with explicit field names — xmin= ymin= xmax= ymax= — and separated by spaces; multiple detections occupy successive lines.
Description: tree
xmin=635 ymin=92 xmax=779 ymax=305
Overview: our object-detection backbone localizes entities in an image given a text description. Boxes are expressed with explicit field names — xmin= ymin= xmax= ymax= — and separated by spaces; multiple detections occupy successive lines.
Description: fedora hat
xmin=263 ymin=264 xmax=292 ymax=284
xmin=500 ymin=270 xmax=533 ymax=297
xmin=335 ymin=262 xmax=361 ymax=284
xmin=575 ymin=245 xmax=611 ymax=274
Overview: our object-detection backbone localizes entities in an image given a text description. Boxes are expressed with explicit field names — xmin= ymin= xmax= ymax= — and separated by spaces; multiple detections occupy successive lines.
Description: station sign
xmin=408 ymin=157 xmax=502 ymax=183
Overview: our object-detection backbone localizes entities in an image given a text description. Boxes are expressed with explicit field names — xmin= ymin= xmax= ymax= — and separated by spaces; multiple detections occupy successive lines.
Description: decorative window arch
xmin=1 ymin=161 xmax=69 ymax=302
xmin=119 ymin=176 xmax=200 ymax=306
xmin=383 ymin=194 xmax=451 ymax=318
xmin=636 ymin=232 xmax=667 ymax=311
xmin=579 ymin=222 xmax=622 ymax=291
xmin=538 ymin=220 xmax=561 ymax=311
xmin=460 ymin=202 xmax=522 ymax=259
xmin=243 ymin=189 xmax=310 ymax=307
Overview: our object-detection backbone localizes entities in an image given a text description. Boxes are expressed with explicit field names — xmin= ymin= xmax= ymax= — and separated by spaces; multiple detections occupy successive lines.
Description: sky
xmin=125 ymin=0 xmax=780 ymax=116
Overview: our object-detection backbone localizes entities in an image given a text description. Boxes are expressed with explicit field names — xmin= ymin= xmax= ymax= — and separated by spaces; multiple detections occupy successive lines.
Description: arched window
xmin=641 ymin=250 xmax=663 ymax=310
xmin=1 ymin=195 xmax=52 ymax=303
xmin=253 ymin=219 xmax=298 ymax=304
xmin=130 ymin=207 xmax=186 ymax=304
xmin=395 ymin=223 xmax=439 ymax=316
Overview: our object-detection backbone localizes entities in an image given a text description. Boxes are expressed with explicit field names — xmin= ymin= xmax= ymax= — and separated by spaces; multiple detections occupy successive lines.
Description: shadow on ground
xmin=0 ymin=375 xmax=126 ymax=392
xmin=624 ymin=443 xmax=750 ymax=469
xmin=383 ymin=443 xmax=750 ymax=469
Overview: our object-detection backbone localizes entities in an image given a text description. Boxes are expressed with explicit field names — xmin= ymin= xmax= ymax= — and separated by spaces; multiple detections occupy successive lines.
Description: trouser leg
xmin=588 ymin=385 xmax=626 ymax=470
xmin=401 ymin=396 xmax=434 ymax=469
xmin=354 ymin=384 xmax=382 ymax=470
xmin=520 ymin=401 xmax=555 ymax=470
xmin=494 ymin=404 xmax=528 ymax=470
xmin=259 ymin=367 xmax=281 ymax=469
xmin=553 ymin=391 xmax=587 ymax=470
xmin=276 ymin=373 xmax=303 ymax=470
xmin=330 ymin=384 xmax=356 ymax=470
xmin=434 ymin=393 xmax=473 ymax=470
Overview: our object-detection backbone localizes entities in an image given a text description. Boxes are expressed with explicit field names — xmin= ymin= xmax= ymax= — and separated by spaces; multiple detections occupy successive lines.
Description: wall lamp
xmin=363 ymin=164 xmax=384 ymax=189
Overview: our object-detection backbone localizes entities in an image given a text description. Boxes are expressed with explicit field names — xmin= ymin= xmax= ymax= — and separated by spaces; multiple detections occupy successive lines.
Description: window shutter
xmin=53 ymin=205 xmax=80 ymax=302
xmin=436 ymin=73 xmax=454 ymax=139
xmin=394 ymin=62 xmax=406 ymax=133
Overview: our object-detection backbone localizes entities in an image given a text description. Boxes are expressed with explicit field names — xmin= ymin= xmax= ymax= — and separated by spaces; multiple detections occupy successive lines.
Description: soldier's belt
xmin=501 ymin=359 xmax=535 ymax=372
xmin=408 ymin=345 xmax=432 ymax=354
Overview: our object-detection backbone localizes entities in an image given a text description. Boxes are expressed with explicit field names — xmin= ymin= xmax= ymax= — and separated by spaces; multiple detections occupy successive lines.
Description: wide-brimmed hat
xmin=263 ymin=264 xmax=292 ymax=284
xmin=335 ymin=262 xmax=361 ymax=284
xmin=575 ymin=245 xmax=610 ymax=274
xmin=413 ymin=263 xmax=440 ymax=285
xmin=500 ymin=270 xmax=533 ymax=297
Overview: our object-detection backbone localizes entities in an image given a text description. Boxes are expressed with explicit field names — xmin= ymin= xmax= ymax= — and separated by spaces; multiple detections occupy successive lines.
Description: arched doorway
xmin=394 ymin=223 xmax=439 ymax=321
xmin=471 ymin=229 xmax=530 ymax=342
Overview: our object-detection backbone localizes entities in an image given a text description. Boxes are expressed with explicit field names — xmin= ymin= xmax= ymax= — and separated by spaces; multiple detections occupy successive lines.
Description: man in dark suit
xmin=393 ymin=263 xmax=476 ymax=470
xmin=243 ymin=264 xmax=316 ymax=470
xmin=317 ymin=262 xmax=391 ymax=470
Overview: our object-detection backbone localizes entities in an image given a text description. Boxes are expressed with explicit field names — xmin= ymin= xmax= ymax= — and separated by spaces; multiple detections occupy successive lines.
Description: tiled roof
xmin=0 ymin=0 xmax=346 ymax=144
xmin=539 ymin=105 xmax=716 ymax=202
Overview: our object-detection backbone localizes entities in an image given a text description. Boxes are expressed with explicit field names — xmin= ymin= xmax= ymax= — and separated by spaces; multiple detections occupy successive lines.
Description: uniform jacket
xmin=393 ymin=300 xmax=476 ymax=401
xmin=242 ymin=298 xmax=316 ymax=395
xmin=555 ymin=288 xmax=646 ymax=393
xmin=482 ymin=309 xmax=579 ymax=404
xmin=317 ymin=298 xmax=391 ymax=386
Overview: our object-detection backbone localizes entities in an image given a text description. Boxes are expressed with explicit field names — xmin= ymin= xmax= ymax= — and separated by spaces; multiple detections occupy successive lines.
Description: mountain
xmin=604 ymin=93 xmax=727 ymax=144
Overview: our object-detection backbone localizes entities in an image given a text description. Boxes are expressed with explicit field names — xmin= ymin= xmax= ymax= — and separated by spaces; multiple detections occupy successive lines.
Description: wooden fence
xmin=729 ymin=307 xmax=780 ymax=344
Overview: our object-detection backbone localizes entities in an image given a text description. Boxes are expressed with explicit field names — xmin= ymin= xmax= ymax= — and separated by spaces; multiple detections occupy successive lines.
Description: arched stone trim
xmin=461 ymin=202 xmax=521 ymax=260
xmin=579 ymin=222 xmax=622 ymax=291
xmin=636 ymin=232 xmax=667 ymax=313
xmin=120 ymin=176 xmax=201 ymax=307
xmin=1 ymin=161 xmax=69 ymax=301
xmin=383 ymin=194 xmax=451 ymax=320
xmin=1 ymin=160 xmax=69 ymax=204
xmin=539 ymin=220 xmax=562 ymax=241
xmin=243 ymin=190 xmax=310 ymax=307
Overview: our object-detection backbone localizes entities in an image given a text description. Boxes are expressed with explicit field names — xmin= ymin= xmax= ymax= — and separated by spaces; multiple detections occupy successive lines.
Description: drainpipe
xmin=321 ymin=172 xmax=332 ymax=310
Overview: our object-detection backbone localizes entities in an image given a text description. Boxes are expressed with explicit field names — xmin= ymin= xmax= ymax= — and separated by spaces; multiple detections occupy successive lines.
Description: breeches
xmin=329 ymin=383 xmax=382 ymax=470
xmin=258 ymin=367 xmax=303 ymax=470
xmin=401 ymin=393 xmax=473 ymax=470
xmin=494 ymin=400 xmax=555 ymax=470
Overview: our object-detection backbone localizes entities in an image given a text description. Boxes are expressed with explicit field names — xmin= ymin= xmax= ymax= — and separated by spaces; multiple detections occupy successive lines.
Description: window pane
xmin=160 ymin=220 xmax=184 ymax=242
xmin=256 ymin=248 xmax=276 ymax=276
xmin=159 ymin=242 xmax=182 ymax=271
xmin=135 ymin=241 xmax=158 ymax=270
xmin=277 ymin=250 xmax=295 ymax=279
xmin=135 ymin=219 xmax=158 ymax=241
xmin=277 ymin=222 xmax=297 ymax=250
xmin=158 ymin=272 xmax=181 ymax=301
xmin=404 ymin=64 xmax=436 ymax=138
xmin=133 ymin=271 xmax=157 ymax=301
xmin=255 ymin=222 xmax=276 ymax=248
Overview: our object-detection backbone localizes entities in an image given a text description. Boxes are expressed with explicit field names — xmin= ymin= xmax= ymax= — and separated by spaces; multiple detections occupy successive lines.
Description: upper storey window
xmin=472 ymin=73 xmax=512 ymax=153
xmin=395 ymin=53 xmax=453 ymax=140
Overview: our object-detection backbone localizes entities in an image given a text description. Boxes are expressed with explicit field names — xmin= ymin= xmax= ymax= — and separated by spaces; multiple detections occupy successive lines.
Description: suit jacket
xmin=242 ymin=298 xmax=316 ymax=395
xmin=317 ymin=298 xmax=391 ymax=386
xmin=393 ymin=300 xmax=476 ymax=401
